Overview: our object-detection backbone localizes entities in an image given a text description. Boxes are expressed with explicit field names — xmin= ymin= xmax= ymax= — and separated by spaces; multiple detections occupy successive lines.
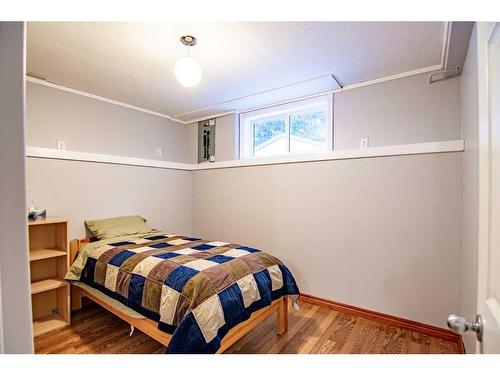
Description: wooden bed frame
xmin=69 ymin=238 xmax=288 ymax=353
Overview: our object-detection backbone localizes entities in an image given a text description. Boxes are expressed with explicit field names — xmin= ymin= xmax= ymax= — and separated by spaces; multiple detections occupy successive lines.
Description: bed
xmin=67 ymin=230 xmax=299 ymax=353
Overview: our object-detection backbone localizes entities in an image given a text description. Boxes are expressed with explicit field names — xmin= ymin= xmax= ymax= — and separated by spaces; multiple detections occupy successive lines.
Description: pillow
xmin=85 ymin=215 xmax=155 ymax=240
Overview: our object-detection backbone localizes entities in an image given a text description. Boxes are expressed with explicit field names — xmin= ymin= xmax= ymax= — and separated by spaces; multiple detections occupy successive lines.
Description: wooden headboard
xmin=69 ymin=237 xmax=95 ymax=263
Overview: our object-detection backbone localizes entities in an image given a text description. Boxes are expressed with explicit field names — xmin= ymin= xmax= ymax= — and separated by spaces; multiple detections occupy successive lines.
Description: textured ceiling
xmin=27 ymin=22 xmax=444 ymax=122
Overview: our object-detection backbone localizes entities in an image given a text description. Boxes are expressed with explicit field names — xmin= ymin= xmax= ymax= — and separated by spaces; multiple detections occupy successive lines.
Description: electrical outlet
xmin=156 ymin=147 xmax=162 ymax=157
xmin=360 ymin=137 xmax=369 ymax=149
xmin=57 ymin=140 xmax=66 ymax=150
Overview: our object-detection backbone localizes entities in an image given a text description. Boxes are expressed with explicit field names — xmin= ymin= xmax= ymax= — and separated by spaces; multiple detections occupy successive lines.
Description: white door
xmin=480 ymin=22 xmax=500 ymax=354
xmin=448 ymin=22 xmax=500 ymax=354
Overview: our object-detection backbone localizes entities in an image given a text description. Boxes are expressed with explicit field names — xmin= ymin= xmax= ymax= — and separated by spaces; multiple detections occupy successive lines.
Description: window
xmin=239 ymin=95 xmax=332 ymax=159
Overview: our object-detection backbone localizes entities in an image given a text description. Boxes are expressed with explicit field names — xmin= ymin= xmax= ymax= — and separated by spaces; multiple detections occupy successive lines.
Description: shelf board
xmin=29 ymin=248 xmax=67 ymax=261
xmin=31 ymin=278 xmax=68 ymax=295
xmin=33 ymin=314 xmax=69 ymax=337
xmin=28 ymin=218 xmax=67 ymax=226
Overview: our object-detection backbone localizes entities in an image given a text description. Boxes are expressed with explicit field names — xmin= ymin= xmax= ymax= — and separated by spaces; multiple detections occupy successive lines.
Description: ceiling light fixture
xmin=175 ymin=35 xmax=202 ymax=88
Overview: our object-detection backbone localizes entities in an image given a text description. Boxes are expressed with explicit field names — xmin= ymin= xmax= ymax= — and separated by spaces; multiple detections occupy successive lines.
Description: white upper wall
xmin=26 ymin=68 xmax=462 ymax=166
xmin=334 ymin=73 xmax=461 ymax=149
xmin=26 ymin=82 xmax=192 ymax=163
xmin=190 ymin=72 xmax=462 ymax=162
xmin=214 ymin=114 xmax=238 ymax=162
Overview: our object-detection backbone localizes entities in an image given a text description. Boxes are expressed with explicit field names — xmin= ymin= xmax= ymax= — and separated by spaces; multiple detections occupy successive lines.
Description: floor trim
xmin=299 ymin=293 xmax=465 ymax=353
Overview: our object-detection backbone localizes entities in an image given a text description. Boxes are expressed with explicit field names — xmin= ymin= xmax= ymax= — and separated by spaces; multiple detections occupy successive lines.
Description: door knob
xmin=447 ymin=314 xmax=483 ymax=342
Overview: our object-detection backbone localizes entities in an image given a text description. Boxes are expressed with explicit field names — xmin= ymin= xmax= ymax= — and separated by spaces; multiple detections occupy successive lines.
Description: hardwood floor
xmin=34 ymin=301 xmax=460 ymax=354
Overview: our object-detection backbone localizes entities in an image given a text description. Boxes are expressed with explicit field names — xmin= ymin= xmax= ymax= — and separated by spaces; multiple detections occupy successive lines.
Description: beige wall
xmin=192 ymin=152 xmax=462 ymax=327
xmin=460 ymin=25 xmax=480 ymax=354
xmin=26 ymin=82 xmax=192 ymax=163
xmin=26 ymin=158 xmax=193 ymax=240
xmin=0 ymin=22 xmax=34 ymax=353
xmin=334 ymin=73 xmax=461 ymax=149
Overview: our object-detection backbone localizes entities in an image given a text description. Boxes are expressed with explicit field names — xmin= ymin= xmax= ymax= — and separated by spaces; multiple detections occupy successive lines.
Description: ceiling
xmin=27 ymin=22 xmax=445 ymax=123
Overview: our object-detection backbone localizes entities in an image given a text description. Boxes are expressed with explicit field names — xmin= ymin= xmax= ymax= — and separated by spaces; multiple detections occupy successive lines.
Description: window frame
xmin=239 ymin=94 xmax=333 ymax=159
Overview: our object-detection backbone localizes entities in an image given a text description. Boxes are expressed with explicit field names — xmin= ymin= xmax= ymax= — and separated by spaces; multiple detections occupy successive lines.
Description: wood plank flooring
xmin=34 ymin=301 xmax=460 ymax=354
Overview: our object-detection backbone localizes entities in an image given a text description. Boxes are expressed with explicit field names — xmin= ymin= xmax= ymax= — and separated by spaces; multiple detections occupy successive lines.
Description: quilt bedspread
xmin=67 ymin=233 xmax=299 ymax=353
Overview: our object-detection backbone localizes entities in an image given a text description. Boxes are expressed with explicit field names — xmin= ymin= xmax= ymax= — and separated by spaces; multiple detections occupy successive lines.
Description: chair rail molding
xmin=26 ymin=140 xmax=464 ymax=172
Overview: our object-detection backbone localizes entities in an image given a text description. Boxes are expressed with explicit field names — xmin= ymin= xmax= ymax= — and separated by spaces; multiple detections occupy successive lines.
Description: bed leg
xmin=71 ymin=285 xmax=82 ymax=311
xmin=276 ymin=296 xmax=288 ymax=335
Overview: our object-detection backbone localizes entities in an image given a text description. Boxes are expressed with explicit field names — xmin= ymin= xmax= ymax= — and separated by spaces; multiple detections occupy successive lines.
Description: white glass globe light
xmin=175 ymin=56 xmax=202 ymax=87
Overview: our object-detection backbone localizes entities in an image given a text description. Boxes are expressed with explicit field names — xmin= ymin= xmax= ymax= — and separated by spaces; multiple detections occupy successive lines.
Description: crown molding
xmin=26 ymin=77 xmax=190 ymax=124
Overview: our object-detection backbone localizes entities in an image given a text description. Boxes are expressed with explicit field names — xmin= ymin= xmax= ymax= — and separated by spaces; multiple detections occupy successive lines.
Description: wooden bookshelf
xmin=28 ymin=218 xmax=70 ymax=338
xmin=28 ymin=217 xmax=68 ymax=226
xmin=31 ymin=277 xmax=68 ymax=295
xmin=29 ymin=248 xmax=67 ymax=262
xmin=32 ymin=314 xmax=69 ymax=337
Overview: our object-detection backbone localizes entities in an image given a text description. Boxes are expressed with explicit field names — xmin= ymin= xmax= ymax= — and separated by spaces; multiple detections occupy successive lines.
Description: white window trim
xmin=239 ymin=94 xmax=333 ymax=160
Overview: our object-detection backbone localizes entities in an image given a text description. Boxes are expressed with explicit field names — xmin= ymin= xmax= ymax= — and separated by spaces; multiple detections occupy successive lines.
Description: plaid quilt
xmin=72 ymin=233 xmax=299 ymax=353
